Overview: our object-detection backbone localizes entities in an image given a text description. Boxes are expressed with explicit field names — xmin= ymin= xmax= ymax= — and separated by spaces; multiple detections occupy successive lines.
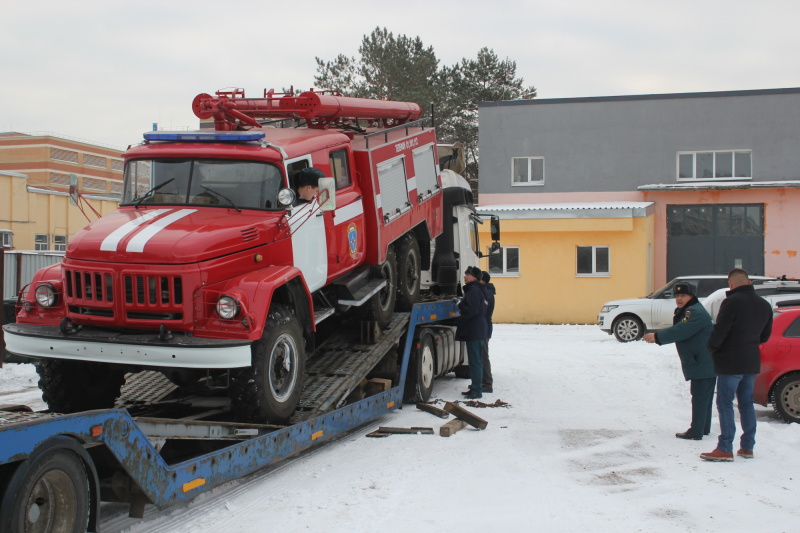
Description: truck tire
xmin=36 ymin=360 xmax=126 ymax=413
xmin=230 ymin=305 xmax=305 ymax=424
xmin=0 ymin=447 xmax=90 ymax=533
xmin=395 ymin=235 xmax=421 ymax=311
xmin=361 ymin=246 xmax=397 ymax=329
xmin=407 ymin=331 xmax=435 ymax=402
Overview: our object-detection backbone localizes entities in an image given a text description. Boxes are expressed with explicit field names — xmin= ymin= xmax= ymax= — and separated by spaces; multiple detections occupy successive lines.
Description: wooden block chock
xmin=416 ymin=403 xmax=450 ymax=419
xmin=442 ymin=401 xmax=488 ymax=430
xmin=439 ymin=419 xmax=468 ymax=437
xmin=365 ymin=378 xmax=392 ymax=397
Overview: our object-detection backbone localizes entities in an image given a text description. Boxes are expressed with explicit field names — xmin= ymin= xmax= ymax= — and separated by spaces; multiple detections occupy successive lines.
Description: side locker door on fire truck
xmin=327 ymin=147 xmax=365 ymax=280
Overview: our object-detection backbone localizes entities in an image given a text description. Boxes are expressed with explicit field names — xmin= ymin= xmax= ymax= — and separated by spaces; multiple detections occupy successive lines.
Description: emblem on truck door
xmin=348 ymin=223 xmax=358 ymax=257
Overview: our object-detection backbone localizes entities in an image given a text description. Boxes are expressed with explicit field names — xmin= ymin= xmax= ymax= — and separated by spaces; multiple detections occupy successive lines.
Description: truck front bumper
xmin=2 ymin=324 xmax=252 ymax=368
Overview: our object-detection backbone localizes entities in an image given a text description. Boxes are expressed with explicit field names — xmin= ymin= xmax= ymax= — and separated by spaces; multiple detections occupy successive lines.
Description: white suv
xmin=598 ymin=275 xmax=773 ymax=342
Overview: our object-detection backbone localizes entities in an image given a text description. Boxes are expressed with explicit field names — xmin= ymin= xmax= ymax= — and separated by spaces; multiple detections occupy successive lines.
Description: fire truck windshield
xmin=121 ymin=159 xmax=284 ymax=210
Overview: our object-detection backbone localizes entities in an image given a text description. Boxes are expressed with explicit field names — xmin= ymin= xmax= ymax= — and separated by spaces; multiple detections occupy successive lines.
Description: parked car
xmin=754 ymin=305 xmax=800 ymax=423
xmin=702 ymin=279 xmax=800 ymax=322
xmin=597 ymin=275 xmax=773 ymax=342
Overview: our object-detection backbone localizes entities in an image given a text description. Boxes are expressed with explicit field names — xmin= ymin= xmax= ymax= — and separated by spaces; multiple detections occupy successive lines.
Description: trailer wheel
xmin=36 ymin=359 xmax=126 ymax=413
xmin=407 ymin=331 xmax=436 ymax=402
xmin=0 ymin=447 xmax=90 ymax=533
xmin=395 ymin=235 xmax=421 ymax=311
xmin=230 ymin=305 xmax=305 ymax=424
xmin=361 ymin=246 xmax=397 ymax=329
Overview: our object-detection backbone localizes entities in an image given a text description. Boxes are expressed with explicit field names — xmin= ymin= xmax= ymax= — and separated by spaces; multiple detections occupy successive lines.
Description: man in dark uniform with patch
xmin=644 ymin=282 xmax=716 ymax=440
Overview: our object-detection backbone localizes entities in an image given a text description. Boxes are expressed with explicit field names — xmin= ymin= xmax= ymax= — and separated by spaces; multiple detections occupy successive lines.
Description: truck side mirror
xmin=490 ymin=216 xmax=500 ymax=242
xmin=317 ymin=177 xmax=336 ymax=211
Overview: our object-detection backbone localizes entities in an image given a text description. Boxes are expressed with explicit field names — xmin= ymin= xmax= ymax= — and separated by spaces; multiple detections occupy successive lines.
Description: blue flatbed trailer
xmin=0 ymin=300 xmax=462 ymax=533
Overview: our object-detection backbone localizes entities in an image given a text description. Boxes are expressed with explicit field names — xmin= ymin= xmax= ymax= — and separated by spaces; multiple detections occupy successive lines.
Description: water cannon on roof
xmin=192 ymin=88 xmax=422 ymax=130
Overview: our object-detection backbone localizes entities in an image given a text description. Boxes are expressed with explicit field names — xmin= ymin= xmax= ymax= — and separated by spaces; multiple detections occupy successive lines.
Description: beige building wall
xmin=478 ymin=208 xmax=654 ymax=324
xmin=0 ymin=133 xmax=123 ymax=251
xmin=1 ymin=171 xmax=119 ymax=251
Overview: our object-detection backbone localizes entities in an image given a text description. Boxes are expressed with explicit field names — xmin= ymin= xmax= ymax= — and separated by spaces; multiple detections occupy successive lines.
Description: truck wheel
xmin=0 ymin=448 xmax=90 ymax=533
xmin=361 ymin=246 xmax=397 ymax=329
xmin=612 ymin=315 xmax=644 ymax=342
xmin=230 ymin=305 xmax=305 ymax=424
xmin=395 ymin=235 xmax=421 ymax=311
xmin=36 ymin=360 xmax=126 ymax=413
xmin=407 ymin=331 xmax=435 ymax=402
xmin=772 ymin=374 xmax=800 ymax=423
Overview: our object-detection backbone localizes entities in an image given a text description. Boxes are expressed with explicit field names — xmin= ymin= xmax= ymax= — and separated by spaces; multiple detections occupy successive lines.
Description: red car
xmin=754 ymin=304 xmax=800 ymax=422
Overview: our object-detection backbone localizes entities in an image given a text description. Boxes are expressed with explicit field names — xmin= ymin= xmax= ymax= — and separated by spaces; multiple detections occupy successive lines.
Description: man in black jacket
xmin=456 ymin=266 xmax=488 ymax=399
xmin=701 ymin=269 xmax=773 ymax=462
xmin=480 ymin=271 xmax=496 ymax=393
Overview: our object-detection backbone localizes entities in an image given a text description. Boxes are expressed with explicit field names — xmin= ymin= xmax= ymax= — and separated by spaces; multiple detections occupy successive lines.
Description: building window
xmin=54 ymin=235 xmax=67 ymax=251
xmin=82 ymin=177 xmax=106 ymax=191
xmin=488 ymin=246 xmax=520 ymax=276
xmin=50 ymin=148 xmax=78 ymax=163
xmin=111 ymin=159 xmax=125 ymax=172
xmin=577 ymin=245 xmax=609 ymax=276
xmin=329 ymin=148 xmax=352 ymax=190
xmin=50 ymin=173 xmax=71 ymax=186
xmin=83 ymin=154 xmax=107 ymax=168
xmin=35 ymin=234 xmax=49 ymax=251
xmin=512 ymin=157 xmax=544 ymax=186
xmin=0 ymin=230 xmax=12 ymax=249
xmin=677 ymin=150 xmax=752 ymax=180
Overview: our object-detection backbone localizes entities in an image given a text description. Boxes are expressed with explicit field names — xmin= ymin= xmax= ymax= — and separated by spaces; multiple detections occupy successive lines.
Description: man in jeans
xmin=456 ymin=266 xmax=488 ymax=400
xmin=701 ymin=268 xmax=773 ymax=462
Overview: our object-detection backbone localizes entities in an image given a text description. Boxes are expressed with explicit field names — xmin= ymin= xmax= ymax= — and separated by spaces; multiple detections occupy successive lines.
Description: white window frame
xmin=677 ymin=150 xmax=752 ymax=181
xmin=54 ymin=235 xmax=67 ymax=251
xmin=576 ymin=245 xmax=610 ymax=277
xmin=488 ymin=245 xmax=520 ymax=277
xmin=35 ymin=234 xmax=49 ymax=251
xmin=0 ymin=230 xmax=12 ymax=249
xmin=511 ymin=157 xmax=545 ymax=187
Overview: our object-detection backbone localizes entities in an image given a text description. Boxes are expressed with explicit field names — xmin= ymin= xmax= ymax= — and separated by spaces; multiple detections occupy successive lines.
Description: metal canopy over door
xmin=666 ymin=204 xmax=764 ymax=279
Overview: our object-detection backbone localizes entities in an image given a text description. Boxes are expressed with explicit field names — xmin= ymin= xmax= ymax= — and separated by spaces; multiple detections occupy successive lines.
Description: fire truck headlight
xmin=35 ymin=283 xmax=58 ymax=307
xmin=277 ymin=188 xmax=296 ymax=207
xmin=216 ymin=295 xmax=240 ymax=320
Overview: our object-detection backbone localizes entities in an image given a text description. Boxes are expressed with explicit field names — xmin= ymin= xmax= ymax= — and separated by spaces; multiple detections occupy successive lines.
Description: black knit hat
xmin=465 ymin=266 xmax=482 ymax=279
xmin=673 ymin=282 xmax=695 ymax=296
xmin=294 ymin=167 xmax=324 ymax=188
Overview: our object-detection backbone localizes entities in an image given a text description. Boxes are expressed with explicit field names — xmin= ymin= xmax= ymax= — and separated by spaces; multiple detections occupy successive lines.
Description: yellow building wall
xmin=478 ymin=214 xmax=654 ymax=324
xmin=0 ymin=173 xmax=119 ymax=250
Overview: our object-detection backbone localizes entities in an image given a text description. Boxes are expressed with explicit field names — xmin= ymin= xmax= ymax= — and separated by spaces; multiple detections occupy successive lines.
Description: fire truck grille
xmin=65 ymin=269 xmax=114 ymax=303
xmin=123 ymin=275 xmax=184 ymax=306
xmin=64 ymin=269 xmax=185 ymax=321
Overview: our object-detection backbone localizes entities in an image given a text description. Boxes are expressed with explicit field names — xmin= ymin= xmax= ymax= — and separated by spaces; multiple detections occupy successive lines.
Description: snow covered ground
xmin=2 ymin=324 xmax=799 ymax=532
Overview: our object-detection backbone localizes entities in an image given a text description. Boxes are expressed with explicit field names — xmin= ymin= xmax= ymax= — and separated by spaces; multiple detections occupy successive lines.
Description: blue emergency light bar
xmin=143 ymin=130 xmax=266 ymax=142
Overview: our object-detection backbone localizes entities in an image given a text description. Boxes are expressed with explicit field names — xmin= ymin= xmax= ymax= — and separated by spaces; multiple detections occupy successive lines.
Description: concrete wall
xmin=479 ymin=88 xmax=800 ymax=195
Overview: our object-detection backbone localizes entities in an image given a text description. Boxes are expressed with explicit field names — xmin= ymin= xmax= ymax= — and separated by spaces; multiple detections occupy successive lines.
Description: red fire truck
xmin=3 ymin=88 xmax=497 ymax=423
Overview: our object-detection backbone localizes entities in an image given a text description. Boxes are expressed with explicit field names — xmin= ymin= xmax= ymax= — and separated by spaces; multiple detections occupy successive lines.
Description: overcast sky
xmin=2 ymin=0 xmax=799 ymax=150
